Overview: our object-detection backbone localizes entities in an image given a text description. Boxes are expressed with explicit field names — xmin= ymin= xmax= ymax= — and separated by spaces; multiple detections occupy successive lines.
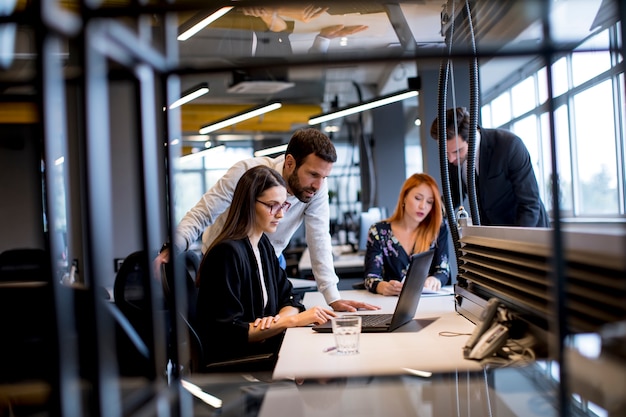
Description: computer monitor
xmin=358 ymin=207 xmax=387 ymax=252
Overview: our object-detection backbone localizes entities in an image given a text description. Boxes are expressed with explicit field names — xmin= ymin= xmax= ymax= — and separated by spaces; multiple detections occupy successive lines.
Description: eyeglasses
xmin=256 ymin=200 xmax=291 ymax=215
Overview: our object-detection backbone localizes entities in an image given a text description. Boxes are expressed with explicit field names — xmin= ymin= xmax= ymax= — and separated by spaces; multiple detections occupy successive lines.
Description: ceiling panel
xmin=1 ymin=0 xmax=611 ymax=142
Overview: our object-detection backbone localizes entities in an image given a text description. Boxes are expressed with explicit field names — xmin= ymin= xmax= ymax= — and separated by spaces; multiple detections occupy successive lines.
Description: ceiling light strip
xmin=180 ymin=145 xmax=226 ymax=162
xmin=169 ymin=83 xmax=209 ymax=109
xmin=178 ymin=6 xmax=234 ymax=41
xmin=254 ymin=144 xmax=288 ymax=157
xmin=199 ymin=102 xmax=282 ymax=135
xmin=308 ymin=90 xmax=418 ymax=125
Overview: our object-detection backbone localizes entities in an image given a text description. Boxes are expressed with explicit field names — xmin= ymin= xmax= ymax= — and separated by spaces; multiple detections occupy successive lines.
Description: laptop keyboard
xmin=360 ymin=314 xmax=392 ymax=327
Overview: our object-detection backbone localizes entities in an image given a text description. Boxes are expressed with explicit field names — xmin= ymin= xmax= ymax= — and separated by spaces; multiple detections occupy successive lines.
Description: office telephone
xmin=463 ymin=298 xmax=510 ymax=360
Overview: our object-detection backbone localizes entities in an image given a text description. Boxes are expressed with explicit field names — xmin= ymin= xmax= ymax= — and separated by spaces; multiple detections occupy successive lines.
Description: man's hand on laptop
xmin=329 ymin=299 xmax=380 ymax=312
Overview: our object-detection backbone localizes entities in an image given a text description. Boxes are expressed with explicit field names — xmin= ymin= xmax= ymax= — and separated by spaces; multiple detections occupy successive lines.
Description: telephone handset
xmin=463 ymin=297 xmax=509 ymax=360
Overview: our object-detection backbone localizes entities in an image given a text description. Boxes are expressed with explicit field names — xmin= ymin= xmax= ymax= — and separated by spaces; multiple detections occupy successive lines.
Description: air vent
xmin=227 ymin=81 xmax=294 ymax=95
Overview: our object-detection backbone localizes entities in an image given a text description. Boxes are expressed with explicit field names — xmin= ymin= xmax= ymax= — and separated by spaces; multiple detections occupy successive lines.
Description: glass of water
xmin=331 ymin=316 xmax=361 ymax=355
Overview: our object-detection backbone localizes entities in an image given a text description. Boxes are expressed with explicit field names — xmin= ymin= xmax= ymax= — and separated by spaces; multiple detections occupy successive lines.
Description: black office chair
xmin=161 ymin=251 xmax=275 ymax=375
xmin=160 ymin=250 xmax=202 ymax=373
xmin=113 ymin=250 xmax=166 ymax=378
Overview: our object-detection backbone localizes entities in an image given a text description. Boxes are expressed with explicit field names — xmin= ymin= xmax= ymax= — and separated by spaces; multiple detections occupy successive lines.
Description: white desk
xmin=273 ymin=289 xmax=481 ymax=380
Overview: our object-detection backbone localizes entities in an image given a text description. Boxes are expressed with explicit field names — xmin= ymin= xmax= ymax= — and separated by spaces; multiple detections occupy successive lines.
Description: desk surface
xmin=273 ymin=289 xmax=481 ymax=380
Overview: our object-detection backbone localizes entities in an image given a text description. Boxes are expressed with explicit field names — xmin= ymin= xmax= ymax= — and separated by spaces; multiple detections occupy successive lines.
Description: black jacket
xmin=196 ymin=235 xmax=304 ymax=364
xmin=449 ymin=128 xmax=550 ymax=227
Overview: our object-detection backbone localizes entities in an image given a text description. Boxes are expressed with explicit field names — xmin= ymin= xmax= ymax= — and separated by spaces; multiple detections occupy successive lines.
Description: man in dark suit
xmin=430 ymin=107 xmax=550 ymax=227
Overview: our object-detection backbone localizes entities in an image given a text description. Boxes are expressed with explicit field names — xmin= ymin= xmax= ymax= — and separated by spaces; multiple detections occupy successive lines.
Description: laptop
xmin=313 ymin=249 xmax=435 ymax=333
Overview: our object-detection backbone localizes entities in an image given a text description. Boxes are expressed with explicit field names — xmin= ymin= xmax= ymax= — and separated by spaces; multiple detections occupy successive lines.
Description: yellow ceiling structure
xmin=0 ymin=103 xmax=38 ymax=124
xmin=0 ymin=102 xmax=322 ymax=135
xmin=180 ymin=103 xmax=322 ymax=134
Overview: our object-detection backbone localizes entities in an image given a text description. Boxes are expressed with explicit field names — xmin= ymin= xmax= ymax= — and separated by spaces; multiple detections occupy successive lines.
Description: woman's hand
xmin=253 ymin=314 xmax=281 ymax=330
xmin=295 ymin=306 xmax=336 ymax=326
xmin=424 ymin=276 xmax=442 ymax=291
xmin=377 ymin=280 xmax=403 ymax=296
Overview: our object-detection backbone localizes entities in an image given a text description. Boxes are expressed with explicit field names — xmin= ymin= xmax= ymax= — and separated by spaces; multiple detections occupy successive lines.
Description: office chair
xmin=113 ymin=250 xmax=165 ymax=378
xmin=161 ymin=251 xmax=275 ymax=375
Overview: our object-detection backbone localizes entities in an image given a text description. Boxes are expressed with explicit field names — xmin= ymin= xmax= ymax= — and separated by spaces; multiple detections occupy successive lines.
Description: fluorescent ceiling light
xmin=181 ymin=380 xmax=222 ymax=408
xmin=212 ymin=133 xmax=265 ymax=142
xmin=308 ymin=90 xmax=419 ymax=125
xmin=183 ymin=135 xmax=209 ymax=142
xmin=199 ymin=102 xmax=282 ymax=135
xmin=254 ymin=144 xmax=288 ymax=157
xmin=178 ymin=6 xmax=233 ymax=41
xmin=180 ymin=144 xmax=225 ymax=162
xmin=169 ymin=83 xmax=209 ymax=109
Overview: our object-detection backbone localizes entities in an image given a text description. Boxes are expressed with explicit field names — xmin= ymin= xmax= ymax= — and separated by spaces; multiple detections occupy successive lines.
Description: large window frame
xmin=481 ymin=22 xmax=625 ymax=220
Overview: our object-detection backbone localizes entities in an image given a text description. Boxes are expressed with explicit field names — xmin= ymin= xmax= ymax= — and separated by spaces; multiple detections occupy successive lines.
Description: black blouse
xmin=363 ymin=220 xmax=451 ymax=293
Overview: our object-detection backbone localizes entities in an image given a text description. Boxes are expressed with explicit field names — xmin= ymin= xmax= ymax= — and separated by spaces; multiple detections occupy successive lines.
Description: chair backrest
xmin=114 ymin=250 xmax=150 ymax=318
xmin=161 ymin=250 xmax=204 ymax=373
xmin=113 ymin=250 xmax=160 ymax=377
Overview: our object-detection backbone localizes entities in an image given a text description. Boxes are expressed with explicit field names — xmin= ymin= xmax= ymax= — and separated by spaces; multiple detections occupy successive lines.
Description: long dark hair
xmin=210 ymin=165 xmax=286 ymax=251
xmin=197 ymin=166 xmax=286 ymax=285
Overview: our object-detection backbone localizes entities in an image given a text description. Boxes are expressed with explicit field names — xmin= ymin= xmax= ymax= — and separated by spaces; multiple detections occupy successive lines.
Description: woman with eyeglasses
xmin=195 ymin=165 xmax=336 ymax=368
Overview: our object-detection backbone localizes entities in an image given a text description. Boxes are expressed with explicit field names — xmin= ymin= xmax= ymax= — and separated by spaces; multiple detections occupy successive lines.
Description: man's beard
xmin=287 ymin=169 xmax=316 ymax=203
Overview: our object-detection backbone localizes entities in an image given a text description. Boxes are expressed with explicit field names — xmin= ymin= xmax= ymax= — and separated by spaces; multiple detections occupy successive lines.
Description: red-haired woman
xmin=363 ymin=173 xmax=450 ymax=296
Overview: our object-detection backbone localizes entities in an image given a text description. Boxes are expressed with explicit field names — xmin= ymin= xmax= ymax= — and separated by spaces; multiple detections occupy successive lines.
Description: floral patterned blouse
xmin=363 ymin=220 xmax=451 ymax=293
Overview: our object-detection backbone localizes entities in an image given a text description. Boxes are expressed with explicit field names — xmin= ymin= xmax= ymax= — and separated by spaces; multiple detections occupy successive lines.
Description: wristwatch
xmin=159 ymin=242 xmax=170 ymax=254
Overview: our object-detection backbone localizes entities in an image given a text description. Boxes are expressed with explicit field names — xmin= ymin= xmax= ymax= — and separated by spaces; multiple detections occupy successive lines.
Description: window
xmin=173 ymin=141 xmax=363 ymax=230
xmin=490 ymin=90 xmax=512 ymax=127
xmin=572 ymin=80 xmax=618 ymax=214
xmin=511 ymin=76 xmax=536 ymax=118
xmin=173 ymin=145 xmax=253 ymax=224
xmin=482 ymin=24 xmax=625 ymax=219
xmin=512 ymin=115 xmax=543 ymax=199
xmin=572 ymin=31 xmax=611 ymax=88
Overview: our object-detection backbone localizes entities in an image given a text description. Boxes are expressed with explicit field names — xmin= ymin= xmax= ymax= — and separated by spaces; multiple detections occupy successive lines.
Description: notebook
xmin=312 ymin=249 xmax=435 ymax=333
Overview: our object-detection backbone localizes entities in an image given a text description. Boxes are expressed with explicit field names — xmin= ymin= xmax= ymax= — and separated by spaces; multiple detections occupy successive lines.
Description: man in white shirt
xmin=156 ymin=128 xmax=378 ymax=312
